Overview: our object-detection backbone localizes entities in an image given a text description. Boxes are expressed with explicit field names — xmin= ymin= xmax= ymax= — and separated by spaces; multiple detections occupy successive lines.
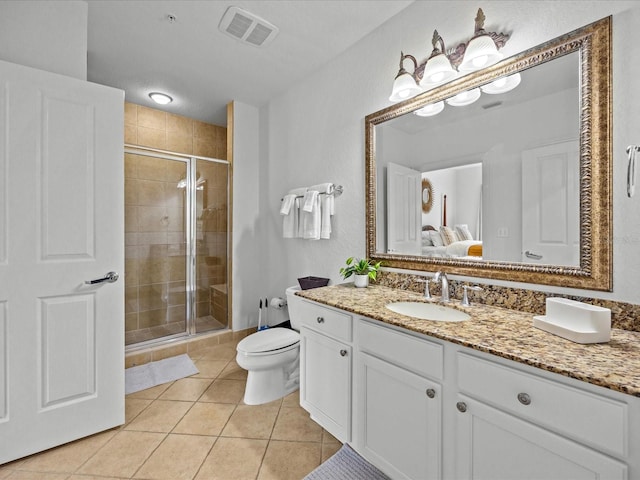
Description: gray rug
xmin=304 ymin=444 xmax=391 ymax=480
xmin=125 ymin=354 xmax=199 ymax=394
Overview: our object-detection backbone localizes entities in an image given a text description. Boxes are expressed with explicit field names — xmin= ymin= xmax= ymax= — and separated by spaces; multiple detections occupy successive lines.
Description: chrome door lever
xmin=85 ymin=271 xmax=119 ymax=285
xmin=627 ymin=145 xmax=638 ymax=198
xmin=524 ymin=251 xmax=543 ymax=260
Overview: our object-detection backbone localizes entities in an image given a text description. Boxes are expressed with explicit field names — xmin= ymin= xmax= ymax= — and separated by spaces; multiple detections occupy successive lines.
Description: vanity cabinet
xmin=454 ymin=353 xmax=627 ymax=479
xmin=355 ymin=320 xmax=443 ymax=480
xmin=298 ymin=300 xmax=352 ymax=442
xmin=298 ymin=303 xmax=639 ymax=479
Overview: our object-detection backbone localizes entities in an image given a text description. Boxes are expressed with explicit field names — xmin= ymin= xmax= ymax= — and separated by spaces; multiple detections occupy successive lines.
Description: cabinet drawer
xmin=299 ymin=300 xmax=352 ymax=342
xmin=457 ymin=352 xmax=627 ymax=457
xmin=358 ymin=320 xmax=443 ymax=380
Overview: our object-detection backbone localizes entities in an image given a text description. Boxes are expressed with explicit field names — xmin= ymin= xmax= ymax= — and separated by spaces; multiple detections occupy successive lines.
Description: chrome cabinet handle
xmin=339 ymin=349 xmax=348 ymax=357
xmin=524 ymin=250 xmax=543 ymax=260
xmin=85 ymin=271 xmax=119 ymax=285
xmin=316 ymin=317 xmax=325 ymax=324
xmin=517 ymin=392 xmax=532 ymax=405
xmin=456 ymin=401 xmax=467 ymax=413
xmin=426 ymin=388 xmax=436 ymax=398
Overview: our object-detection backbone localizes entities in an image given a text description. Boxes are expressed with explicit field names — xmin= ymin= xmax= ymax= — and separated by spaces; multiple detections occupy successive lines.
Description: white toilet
xmin=236 ymin=285 xmax=304 ymax=405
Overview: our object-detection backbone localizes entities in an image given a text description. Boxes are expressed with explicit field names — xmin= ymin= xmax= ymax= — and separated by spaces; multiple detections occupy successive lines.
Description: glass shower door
xmin=124 ymin=151 xmax=188 ymax=345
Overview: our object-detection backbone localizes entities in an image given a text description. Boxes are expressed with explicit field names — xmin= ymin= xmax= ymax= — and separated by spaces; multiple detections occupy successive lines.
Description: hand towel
xmin=283 ymin=198 xmax=300 ymax=238
xmin=280 ymin=194 xmax=297 ymax=215
xmin=302 ymin=190 xmax=319 ymax=213
xmin=303 ymin=194 xmax=321 ymax=240
xmin=320 ymin=194 xmax=334 ymax=239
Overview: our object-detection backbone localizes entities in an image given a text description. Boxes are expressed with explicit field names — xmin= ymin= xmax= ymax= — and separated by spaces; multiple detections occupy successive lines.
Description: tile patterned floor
xmin=0 ymin=340 xmax=342 ymax=480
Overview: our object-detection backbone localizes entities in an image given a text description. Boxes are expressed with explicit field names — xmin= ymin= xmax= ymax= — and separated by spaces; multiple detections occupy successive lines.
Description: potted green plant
xmin=339 ymin=257 xmax=382 ymax=288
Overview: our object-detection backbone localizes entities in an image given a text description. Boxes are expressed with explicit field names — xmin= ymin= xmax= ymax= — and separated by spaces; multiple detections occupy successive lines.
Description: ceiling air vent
xmin=219 ymin=6 xmax=279 ymax=47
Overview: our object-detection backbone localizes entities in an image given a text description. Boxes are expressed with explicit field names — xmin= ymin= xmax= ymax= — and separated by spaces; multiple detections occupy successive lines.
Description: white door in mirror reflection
xmin=387 ymin=163 xmax=421 ymax=255
xmin=522 ymin=141 xmax=579 ymax=266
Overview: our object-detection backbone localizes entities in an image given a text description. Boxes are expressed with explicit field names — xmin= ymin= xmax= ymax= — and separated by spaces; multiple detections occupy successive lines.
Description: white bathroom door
xmin=0 ymin=60 xmax=124 ymax=464
xmin=521 ymin=141 xmax=580 ymax=266
xmin=387 ymin=163 xmax=421 ymax=255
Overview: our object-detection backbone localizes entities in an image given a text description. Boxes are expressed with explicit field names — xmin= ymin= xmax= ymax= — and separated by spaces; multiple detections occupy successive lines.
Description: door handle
xmin=524 ymin=251 xmax=543 ymax=260
xmin=85 ymin=271 xmax=119 ymax=285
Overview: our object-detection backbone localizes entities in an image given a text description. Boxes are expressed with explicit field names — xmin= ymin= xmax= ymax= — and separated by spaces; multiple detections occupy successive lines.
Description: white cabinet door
xmin=300 ymin=327 xmax=351 ymax=442
xmin=455 ymin=394 xmax=627 ymax=480
xmin=356 ymin=352 xmax=441 ymax=480
xmin=0 ymin=59 xmax=124 ymax=464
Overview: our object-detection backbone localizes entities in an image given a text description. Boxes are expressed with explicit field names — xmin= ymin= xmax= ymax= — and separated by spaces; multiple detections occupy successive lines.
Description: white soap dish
xmin=533 ymin=297 xmax=611 ymax=344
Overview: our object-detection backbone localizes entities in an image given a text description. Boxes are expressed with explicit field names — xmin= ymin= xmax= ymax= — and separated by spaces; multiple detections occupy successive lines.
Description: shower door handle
xmin=85 ymin=271 xmax=119 ymax=285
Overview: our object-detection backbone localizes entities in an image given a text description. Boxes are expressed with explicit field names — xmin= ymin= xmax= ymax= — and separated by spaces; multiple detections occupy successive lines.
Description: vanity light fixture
xmin=480 ymin=72 xmax=522 ymax=94
xmin=414 ymin=101 xmax=445 ymax=117
xmin=389 ymin=52 xmax=423 ymax=102
xmin=445 ymin=88 xmax=481 ymax=107
xmin=419 ymin=31 xmax=457 ymax=87
xmin=149 ymin=92 xmax=173 ymax=105
xmin=458 ymin=9 xmax=504 ymax=72
xmin=388 ymin=8 xmax=510 ymax=103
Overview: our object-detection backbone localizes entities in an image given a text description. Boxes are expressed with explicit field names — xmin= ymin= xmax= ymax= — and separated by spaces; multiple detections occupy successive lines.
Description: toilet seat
xmin=237 ymin=328 xmax=300 ymax=355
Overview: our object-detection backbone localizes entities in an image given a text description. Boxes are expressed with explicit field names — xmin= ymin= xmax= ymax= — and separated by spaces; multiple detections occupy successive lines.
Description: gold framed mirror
xmin=366 ymin=17 xmax=612 ymax=291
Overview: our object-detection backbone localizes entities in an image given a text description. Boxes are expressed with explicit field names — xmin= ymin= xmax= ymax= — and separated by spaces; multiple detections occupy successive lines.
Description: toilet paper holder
xmin=270 ymin=297 xmax=287 ymax=309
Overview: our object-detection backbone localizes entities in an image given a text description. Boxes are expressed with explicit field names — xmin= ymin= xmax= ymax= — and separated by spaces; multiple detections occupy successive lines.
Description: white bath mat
xmin=125 ymin=354 xmax=199 ymax=395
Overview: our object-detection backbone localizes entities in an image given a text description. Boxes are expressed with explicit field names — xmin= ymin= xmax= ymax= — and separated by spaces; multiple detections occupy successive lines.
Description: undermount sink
xmin=386 ymin=301 xmax=471 ymax=322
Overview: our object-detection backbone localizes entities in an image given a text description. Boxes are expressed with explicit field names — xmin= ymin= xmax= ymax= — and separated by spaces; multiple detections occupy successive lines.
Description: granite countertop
xmin=296 ymin=284 xmax=640 ymax=398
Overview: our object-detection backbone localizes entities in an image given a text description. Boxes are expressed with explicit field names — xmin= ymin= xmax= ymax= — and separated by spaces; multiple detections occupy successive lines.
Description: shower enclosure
xmin=124 ymin=147 xmax=229 ymax=347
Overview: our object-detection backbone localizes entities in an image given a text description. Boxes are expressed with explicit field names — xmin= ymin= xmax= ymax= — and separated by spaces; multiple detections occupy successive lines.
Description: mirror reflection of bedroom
xmin=386 ymin=162 xmax=483 ymax=259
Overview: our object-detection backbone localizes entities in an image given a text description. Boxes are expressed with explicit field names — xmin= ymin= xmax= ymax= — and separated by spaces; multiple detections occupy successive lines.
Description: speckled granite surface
xmin=296 ymin=284 xmax=640 ymax=398
xmin=377 ymin=271 xmax=640 ymax=332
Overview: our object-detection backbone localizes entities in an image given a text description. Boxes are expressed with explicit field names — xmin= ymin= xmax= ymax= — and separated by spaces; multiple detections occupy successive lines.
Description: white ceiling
xmin=86 ymin=0 xmax=414 ymax=126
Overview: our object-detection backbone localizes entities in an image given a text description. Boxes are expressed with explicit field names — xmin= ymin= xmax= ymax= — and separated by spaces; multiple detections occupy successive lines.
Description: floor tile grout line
xmin=129 ymin=431 xmax=170 ymax=480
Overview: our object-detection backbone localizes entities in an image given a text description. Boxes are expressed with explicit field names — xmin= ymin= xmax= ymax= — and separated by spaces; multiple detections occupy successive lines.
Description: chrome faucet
xmin=432 ymin=271 xmax=450 ymax=303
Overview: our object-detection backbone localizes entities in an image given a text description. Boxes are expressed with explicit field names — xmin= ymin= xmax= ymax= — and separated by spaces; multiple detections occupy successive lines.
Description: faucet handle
xmin=461 ymin=285 xmax=483 ymax=306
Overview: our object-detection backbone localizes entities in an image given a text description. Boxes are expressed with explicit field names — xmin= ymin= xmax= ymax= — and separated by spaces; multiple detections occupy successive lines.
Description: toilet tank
xmin=285 ymin=285 xmax=304 ymax=331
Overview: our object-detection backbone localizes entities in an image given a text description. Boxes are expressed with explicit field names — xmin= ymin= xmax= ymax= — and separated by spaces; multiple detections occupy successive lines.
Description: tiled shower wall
xmin=124 ymin=102 xmax=227 ymax=159
xmin=124 ymin=103 xmax=228 ymax=344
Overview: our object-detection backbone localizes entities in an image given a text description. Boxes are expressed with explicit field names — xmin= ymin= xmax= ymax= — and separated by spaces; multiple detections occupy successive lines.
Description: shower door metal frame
xmin=124 ymin=146 xmax=230 ymax=351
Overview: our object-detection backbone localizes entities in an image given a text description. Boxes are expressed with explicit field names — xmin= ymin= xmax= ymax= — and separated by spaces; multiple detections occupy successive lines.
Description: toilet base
xmin=243 ymin=364 xmax=300 ymax=405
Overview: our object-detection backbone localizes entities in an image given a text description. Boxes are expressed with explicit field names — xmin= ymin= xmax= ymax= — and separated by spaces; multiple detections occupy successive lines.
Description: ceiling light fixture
xmin=388 ymin=8 xmax=510 ymax=103
xmin=149 ymin=92 xmax=173 ymax=105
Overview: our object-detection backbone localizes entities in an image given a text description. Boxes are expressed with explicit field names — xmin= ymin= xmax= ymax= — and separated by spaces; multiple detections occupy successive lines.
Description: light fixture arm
xmin=395 ymin=51 xmax=418 ymax=79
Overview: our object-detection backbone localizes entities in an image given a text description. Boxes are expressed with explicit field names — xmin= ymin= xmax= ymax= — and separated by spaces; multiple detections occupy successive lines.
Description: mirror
xmin=366 ymin=17 xmax=612 ymax=291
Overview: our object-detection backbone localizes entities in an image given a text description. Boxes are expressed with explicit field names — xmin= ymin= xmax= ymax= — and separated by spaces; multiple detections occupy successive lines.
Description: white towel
xmin=283 ymin=198 xmax=300 ymax=238
xmin=280 ymin=194 xmax=297 ymax=215
xmin=320 ymin=194 xmax=334 ymax=239
xmin=307 ymin=183 xmax=334 ymax=194
xmin=302 ymin=190 xmax=319 ymax=213
xmin=303 ymin=194 xmax=321 ymax=240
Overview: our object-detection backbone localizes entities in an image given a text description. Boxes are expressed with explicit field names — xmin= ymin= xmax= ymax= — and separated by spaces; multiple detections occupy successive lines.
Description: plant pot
xmin=354 ymin=274 xmax=369 ymax=288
